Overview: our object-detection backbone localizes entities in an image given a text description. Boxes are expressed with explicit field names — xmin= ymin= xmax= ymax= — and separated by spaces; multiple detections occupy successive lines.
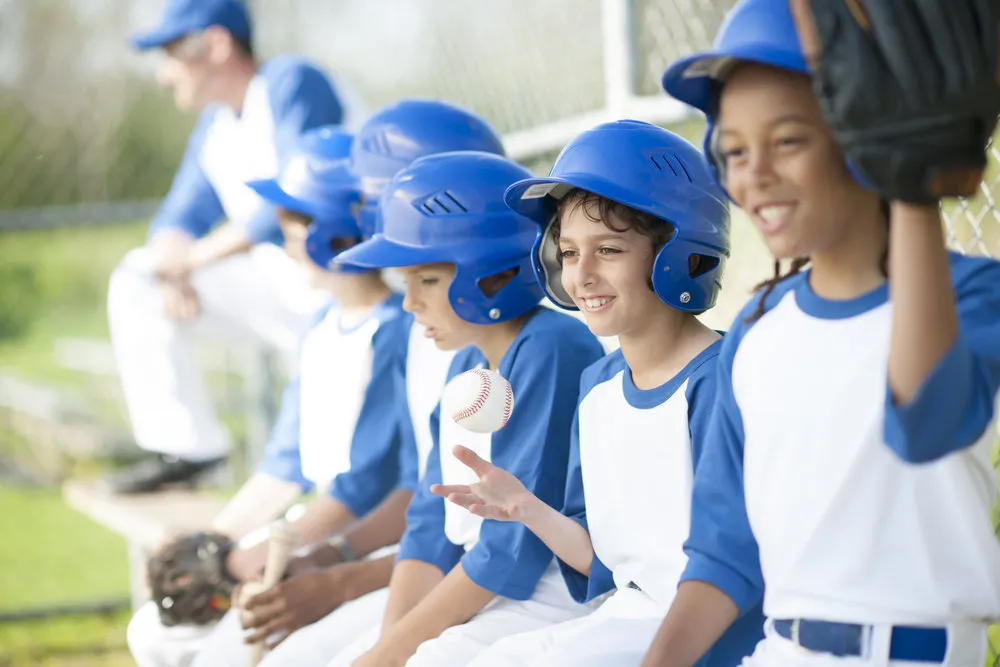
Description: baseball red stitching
xmin=453 ymin=368 xmax=492 ymax=423
xmin=502 ymin=380 xmax=512 ymax=425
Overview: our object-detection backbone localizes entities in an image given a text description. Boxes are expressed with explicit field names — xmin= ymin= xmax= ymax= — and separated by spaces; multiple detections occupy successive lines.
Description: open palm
xmin=431 ymin=445 xmax=538 ymax=522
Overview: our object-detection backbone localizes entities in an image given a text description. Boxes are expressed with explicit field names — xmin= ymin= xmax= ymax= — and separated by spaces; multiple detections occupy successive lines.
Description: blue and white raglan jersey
xmin=558 ymin=345 xmax=764 ymax=667
xmin=397 ymin=308 xmax=607 ymax=600
xmin=682 ymin=251 xmax=1000 ymax=626
xmin=256 ymin=293 xmax=415 ymax=517
xmin=147 ymin=56 xmax=359 ymax=247
xmin=402 ymin=317 xmax=458 ymax=479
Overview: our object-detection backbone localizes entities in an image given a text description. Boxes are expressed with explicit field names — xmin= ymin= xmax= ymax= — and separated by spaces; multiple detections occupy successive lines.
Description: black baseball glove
xmin=147 ymin=531 xmax=238 ymax=626
xmin=790 ymin=0 xmax=1000 ymax=204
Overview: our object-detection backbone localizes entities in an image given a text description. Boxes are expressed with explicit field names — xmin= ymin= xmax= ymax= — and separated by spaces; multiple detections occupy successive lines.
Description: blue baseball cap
xmin=130 ymin=0 xmax=252 ymax=51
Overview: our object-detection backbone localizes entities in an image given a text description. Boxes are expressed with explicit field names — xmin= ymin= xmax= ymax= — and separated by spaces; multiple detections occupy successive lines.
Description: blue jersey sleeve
xmin=557 ymin=406 xmax=615 ymax=603
xmin=244 ymin=57 xmax=346 ymax=245
xmin=397 ymin=404 xmax=466 ymax=573
xmin=460 ymin=325 xmax=606 ymax=600
xmin=685 ymin=353 xmax=767 ymax=667
xmin=680 ymin=318 xmax=765 ymax=614
xmin=147 ymin=108 xmax=225 ymax=241
xmin=327 ymin=319 xmax=408 ymax=517
xmin=254 ymin=376 xmax=311 ymax=491
xmin=884 ymin=254 xmax=1000 ymax=463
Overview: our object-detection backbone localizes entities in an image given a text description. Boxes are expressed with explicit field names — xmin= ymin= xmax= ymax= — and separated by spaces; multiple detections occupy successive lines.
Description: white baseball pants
xmin=324 ymin=561 xmax=600 ymax=667
xmin=465 ymin=585 xmax=663 ymax=667
xmin=107 ymin=243 xmax=326 ymax=460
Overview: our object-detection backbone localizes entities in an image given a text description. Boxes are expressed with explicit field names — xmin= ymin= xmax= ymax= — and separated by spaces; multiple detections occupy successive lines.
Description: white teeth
xmin=584 ymin=297 xmax=612 ymax=310
xmin=758 ymin=205 xmax=793 ymax=224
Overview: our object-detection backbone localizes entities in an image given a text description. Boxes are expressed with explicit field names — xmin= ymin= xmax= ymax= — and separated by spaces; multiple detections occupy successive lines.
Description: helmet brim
xmin=662 ymin=46 xmax=809 ymax=113
xmin=334 ymin=234 xmax=449 ymax=269
xmin=246 ymin=178 xmax=310 ymax=215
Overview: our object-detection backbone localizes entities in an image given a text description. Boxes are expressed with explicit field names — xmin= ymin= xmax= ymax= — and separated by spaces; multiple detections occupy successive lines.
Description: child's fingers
xmin=468 ymin=503 xmax=508 ymax=521
xmin=452 ymin=445 xmax=492 ymax=477
xmin=444 ymin=492 xmax=484 ymax=509
xmin=430 ymin=483 xmax=471 ymax=498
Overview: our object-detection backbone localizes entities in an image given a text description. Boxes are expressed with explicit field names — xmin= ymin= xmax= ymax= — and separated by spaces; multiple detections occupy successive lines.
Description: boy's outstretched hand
xmin=431 ymin=445 xmax=538 ymax=522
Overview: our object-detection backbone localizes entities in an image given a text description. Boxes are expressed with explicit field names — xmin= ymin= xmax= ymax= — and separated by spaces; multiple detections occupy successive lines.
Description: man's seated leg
xmin=103 ymin=244 xmax=322 ymax=494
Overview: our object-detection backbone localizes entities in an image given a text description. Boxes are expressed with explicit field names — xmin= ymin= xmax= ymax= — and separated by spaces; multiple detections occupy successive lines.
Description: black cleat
xmin=102 ymin=454 xmax=226 ymax=495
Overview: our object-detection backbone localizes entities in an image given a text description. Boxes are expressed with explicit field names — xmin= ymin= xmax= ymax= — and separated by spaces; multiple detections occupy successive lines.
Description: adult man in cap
xmin=105 ymin=0 xmax=368 ymax=494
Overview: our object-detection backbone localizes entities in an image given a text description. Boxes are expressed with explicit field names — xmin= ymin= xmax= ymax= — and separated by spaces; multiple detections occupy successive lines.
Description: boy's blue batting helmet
xmin=349 ymin=99 xmax=506 ymax=239
xmin=336 ymin=151 xmax=542 ymax=325
xmin=505 ymin=120 xmax=730 ymax=313
xmin=246 ymin=126 xmax=367 ymax=272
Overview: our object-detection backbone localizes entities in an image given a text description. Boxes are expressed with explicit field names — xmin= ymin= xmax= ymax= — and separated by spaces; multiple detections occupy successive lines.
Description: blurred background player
xmin=325 ymin=150 xmax=607 ymax=667
xmin=105 ymin=0 xmax=368 ymax=494
xmin=642 ymin=0 xmax=1000 ymax=665
xmin=185 ymin=99 xmax=514 ymax=667
xmin=127 ymin=125 xmax=413 ymax=667
xmin=435 ymin=119 xmax=763 ymax=667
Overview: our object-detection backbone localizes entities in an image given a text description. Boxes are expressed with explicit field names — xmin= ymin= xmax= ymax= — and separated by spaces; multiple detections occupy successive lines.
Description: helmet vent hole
xmin=420 ymin=190 xmax=468 ymax=215
xmin=443 ymin=191 xmax=467 ymax=212
xmin=649 ymin=155 xmax=664 ymax=172
xmin=478 ymin=266 xmax=520 ymax=298
xmin=664 ymin=153 xmax=693 ymax=182
xmin=363 ymin=131 xmax=393 ymax=157
xmin=689 ymin=254 xmax=719 ymax=278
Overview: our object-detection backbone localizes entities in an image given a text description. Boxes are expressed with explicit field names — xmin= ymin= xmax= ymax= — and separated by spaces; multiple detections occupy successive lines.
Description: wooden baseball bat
xmin=246 ymin=520 xmax=297 ymax=666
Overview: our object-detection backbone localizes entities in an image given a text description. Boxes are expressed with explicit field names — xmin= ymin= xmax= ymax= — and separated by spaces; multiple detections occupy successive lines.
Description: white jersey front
xmin=681 ymin=252 xmax=1000 ymax=627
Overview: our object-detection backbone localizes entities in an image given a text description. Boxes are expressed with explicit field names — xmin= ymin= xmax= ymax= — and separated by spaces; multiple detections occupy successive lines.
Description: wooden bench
xmin=62 ymin=480 xmax=230 ymax=611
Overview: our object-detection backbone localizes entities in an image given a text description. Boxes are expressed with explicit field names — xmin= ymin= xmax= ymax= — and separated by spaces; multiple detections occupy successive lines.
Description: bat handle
xmin=246 ymin=522 xmax=297 ymax=666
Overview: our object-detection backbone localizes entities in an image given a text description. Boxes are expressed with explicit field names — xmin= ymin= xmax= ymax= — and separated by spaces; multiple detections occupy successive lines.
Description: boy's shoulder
xmin=580 ymin=348 xmax=628 ymax=395
xmin=516 ymin=307 xmax=603 ymax=352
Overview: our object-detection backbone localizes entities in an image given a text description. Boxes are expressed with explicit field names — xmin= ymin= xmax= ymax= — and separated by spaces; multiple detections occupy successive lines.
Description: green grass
xmin=0 ymin=486 xmax=131 ymax=666
xmin=0 ymin=221 xmax=145 ymax=385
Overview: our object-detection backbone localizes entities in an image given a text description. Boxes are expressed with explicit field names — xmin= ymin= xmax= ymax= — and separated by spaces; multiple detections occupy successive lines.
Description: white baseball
xmin=444 ymin=368 xmax=514 ymax=434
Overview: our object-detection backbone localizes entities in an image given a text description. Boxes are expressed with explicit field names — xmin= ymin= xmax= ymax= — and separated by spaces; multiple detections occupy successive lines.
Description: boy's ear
xmin=477 ymin=267 xmax=520 ymax=298
xmin=202 ymin=26 xmax=235 ymax=65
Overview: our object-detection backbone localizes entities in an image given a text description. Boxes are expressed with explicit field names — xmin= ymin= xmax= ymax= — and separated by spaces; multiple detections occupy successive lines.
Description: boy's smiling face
xmin=556 ymin=199 xmax=663 ymax=339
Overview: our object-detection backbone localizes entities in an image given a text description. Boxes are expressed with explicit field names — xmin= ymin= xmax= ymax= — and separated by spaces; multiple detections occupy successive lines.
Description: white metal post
xmin=601 ymin=0 xmax=636 ymax=120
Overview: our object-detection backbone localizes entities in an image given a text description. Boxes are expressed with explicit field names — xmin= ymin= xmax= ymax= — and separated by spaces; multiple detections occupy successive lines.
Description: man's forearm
xmin=187 ymin=223 xmax=252 ymax=270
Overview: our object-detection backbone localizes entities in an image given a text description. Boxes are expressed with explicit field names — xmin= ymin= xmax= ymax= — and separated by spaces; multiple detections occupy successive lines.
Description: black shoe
xmin=102 ymin=454 xmax=226 ymax=495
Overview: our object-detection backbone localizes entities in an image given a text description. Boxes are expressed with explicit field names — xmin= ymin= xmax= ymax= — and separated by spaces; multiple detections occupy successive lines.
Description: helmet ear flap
xmin=651 ymin=240 xmax=728 ymax=313
xmin=448 ymin=255 xmax=541 ymax=324
xmin=531 ymin=217 xmax=575 ymax=310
